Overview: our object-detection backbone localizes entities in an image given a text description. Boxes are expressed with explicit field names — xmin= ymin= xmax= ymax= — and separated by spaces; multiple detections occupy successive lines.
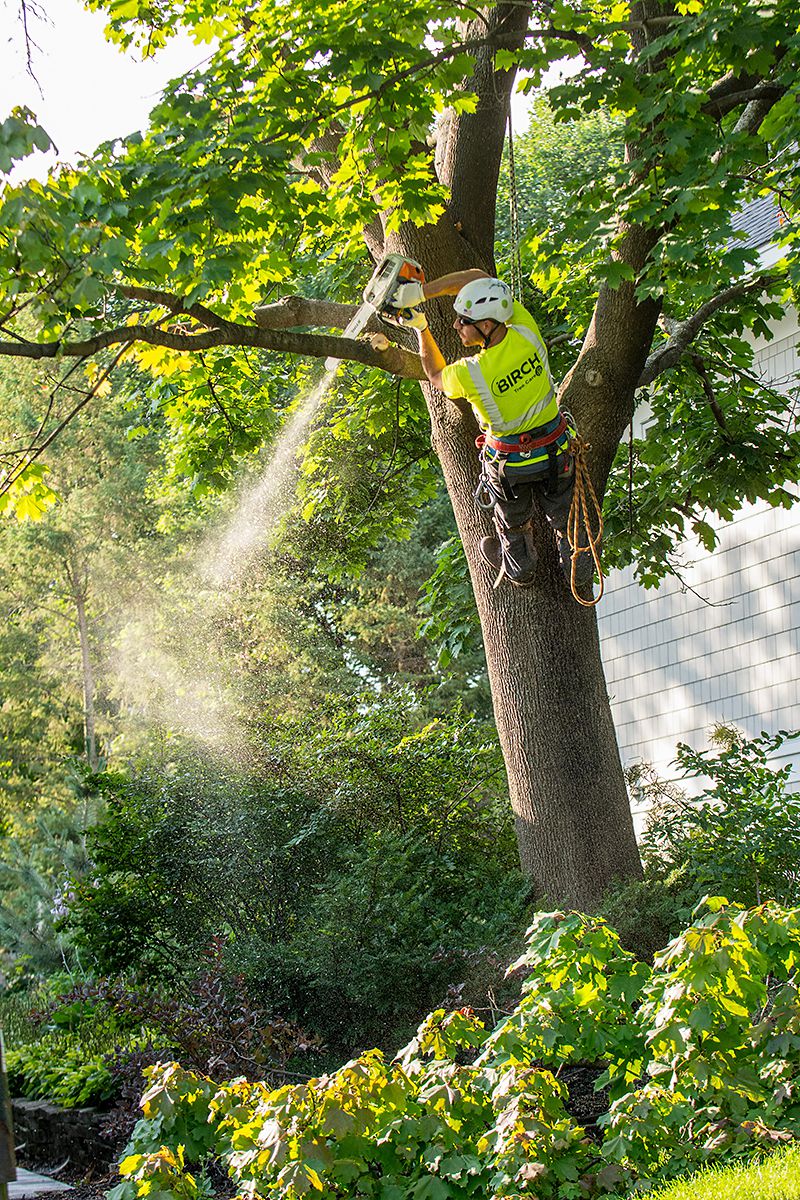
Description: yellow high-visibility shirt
xmin=440 ymin=301 xmax=557 ymax=436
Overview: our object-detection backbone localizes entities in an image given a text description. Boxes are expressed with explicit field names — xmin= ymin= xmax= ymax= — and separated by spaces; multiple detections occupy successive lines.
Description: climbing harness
xmin=477 ymin=414 xmax=569 ymax=457
xmin=566 ymin=437 xmax=605 ymax=607
xmin=473 ymin=410 xmax=571 ymax=510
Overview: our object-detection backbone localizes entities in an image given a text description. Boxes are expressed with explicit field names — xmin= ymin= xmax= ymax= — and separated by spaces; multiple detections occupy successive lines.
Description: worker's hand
xmin=391 ymin=280 xmax=425 ymax=309
xmin=397 ymin=306 xmax=428 ymax=331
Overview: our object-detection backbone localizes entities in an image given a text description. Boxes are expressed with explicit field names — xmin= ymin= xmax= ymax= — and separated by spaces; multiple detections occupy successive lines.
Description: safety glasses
xmin=455 ymin=315 xmax=475 ymax=327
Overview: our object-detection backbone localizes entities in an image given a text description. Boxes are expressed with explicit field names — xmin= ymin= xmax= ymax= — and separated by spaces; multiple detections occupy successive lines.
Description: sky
xmin=0 ymin=0 xmax=204 ymax=174
xmin=1 ymin=0 xmax=534 ymax=179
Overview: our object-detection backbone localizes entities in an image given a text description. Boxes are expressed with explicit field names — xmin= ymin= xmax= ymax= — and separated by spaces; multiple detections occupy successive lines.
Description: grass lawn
xmin=650 ymin=1146 xmax=800 ymax=1200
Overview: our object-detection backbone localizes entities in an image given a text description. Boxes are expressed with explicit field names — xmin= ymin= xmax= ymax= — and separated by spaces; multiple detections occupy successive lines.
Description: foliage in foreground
xmin=602 ymin=728 xmax=800 ymax=959
xmin=112 ymin=899 xmax=800 ymax=1200
xmin=649 ymin=1143 xmax=800 ymax=1200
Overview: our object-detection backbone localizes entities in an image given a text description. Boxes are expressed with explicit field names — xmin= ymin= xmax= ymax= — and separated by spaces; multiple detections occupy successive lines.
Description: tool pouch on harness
xmin=473 ymin=411 xmax=576 ymax=509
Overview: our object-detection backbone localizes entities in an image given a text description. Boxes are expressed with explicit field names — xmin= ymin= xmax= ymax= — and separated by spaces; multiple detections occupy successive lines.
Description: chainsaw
xmin=362 ymin=253 xmax=425 ymax=326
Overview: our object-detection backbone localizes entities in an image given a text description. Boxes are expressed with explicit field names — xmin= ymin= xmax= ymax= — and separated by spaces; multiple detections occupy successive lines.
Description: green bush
xmin=254 ymin=831 xmax=527 ymax=1047
xmin=6 ymin=1034 xmax=118 ymax=1107
xmin=61 ymin=695 xmax=529 ymax=1049
xmin=646 ymin=727 xmax=800 ymax=908
xmin=603 ymin=728 xmax=800 ymax=958
xmin=109 ymin=898 xmax=800 ymax=1200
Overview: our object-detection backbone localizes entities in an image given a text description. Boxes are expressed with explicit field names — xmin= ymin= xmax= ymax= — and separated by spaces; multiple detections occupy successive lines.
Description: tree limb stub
xmin=637 ymin=272 xmax=781 ymax=387
xmin=0 ymin=320 xmax=425 ymax=378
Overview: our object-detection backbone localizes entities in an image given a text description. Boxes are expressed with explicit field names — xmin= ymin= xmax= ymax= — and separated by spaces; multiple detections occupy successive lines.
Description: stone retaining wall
xmin=11 ymin=1099 xmax=113 ymax=1172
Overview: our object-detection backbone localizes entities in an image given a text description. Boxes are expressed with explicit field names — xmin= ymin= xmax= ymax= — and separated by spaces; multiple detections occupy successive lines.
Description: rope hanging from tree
xmin=506 ymin=104 xmax=523 ymax=303
xmin=505 ymin=97 xmax=604 ymax=607
xmin=566 ymin=438 xmax=605 ymax=607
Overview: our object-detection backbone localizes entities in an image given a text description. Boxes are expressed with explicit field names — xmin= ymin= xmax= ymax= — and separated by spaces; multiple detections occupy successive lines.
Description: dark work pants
xmin=483 ymin=451 xmax=582 ymax=584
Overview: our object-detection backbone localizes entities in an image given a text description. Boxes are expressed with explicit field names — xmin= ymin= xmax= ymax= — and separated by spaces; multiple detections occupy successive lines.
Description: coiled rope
xmin=566 ymin=437 xmax=605 ymax=607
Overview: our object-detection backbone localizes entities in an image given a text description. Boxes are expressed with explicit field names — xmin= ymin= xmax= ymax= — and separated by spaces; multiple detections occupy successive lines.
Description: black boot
xmin=480 ymin=536 xmax=537 ymax=587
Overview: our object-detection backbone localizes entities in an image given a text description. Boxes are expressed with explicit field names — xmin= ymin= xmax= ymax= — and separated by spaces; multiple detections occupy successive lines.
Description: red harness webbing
xmin=475 ymin=414 xmax=568 ymax=455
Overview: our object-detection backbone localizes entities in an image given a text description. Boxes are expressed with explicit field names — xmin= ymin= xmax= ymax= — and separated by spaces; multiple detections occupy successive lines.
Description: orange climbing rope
xmin=566 ymin=437 xmax=605 ymax=607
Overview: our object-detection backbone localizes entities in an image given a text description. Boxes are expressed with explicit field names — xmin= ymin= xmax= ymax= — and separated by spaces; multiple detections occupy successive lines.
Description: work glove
xmin=396 ymin=306 xmax=428 ymax=331
xmin=391 ymin=280 xmax=425 ymax=308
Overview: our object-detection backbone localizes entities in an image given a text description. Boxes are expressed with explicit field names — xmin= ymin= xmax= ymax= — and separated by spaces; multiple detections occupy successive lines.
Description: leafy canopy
xmin=1 ymin=0 xmax=799 ymax=586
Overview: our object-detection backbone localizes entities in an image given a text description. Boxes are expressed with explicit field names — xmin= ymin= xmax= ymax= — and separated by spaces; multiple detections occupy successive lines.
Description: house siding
xmin=598 ymin=306 xmax=800 ymax=816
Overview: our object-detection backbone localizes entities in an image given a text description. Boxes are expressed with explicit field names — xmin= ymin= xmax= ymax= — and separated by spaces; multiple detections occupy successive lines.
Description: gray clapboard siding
xmin=598 ymin=306 xmax=800 ymax=812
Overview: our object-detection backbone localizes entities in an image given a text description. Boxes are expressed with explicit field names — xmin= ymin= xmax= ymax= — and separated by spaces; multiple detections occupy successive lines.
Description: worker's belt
xmin=475 ymin=413 xmax=568 ymax=456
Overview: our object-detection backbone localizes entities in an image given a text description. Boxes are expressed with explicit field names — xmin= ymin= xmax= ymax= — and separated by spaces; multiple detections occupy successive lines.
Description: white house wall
xmin=598 ymin=307 xmax=800 ymax=813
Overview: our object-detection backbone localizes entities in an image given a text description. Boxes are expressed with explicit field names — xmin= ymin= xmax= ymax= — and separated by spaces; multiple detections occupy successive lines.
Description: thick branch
xmin=254 ymin=295 xmax=383 ymax=334
xmin=638 ymin=273 xmax=780 ymax=387
xmin=0 ymin=315 xmax=424 ymax=378
xmin=730 ymin=92 xmax=785 ymax=137
xmin=709 ymin=85 xmax=789 ymax=170
xmin=703 ymin=74 xmax=786 ymax=120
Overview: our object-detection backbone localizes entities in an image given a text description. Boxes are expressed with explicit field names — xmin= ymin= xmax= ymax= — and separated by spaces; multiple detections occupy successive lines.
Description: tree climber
xmin=390 ymin=270 xmax=592 ymax=591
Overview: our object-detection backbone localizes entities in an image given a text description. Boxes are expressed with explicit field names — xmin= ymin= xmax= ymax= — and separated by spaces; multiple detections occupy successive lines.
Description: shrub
xmin=602 ymin=728 xmax=800 ymax=958
xmin=6 ymin=940 xmax=320 ymax=1150
xmin=645 ymin=727 xmax=800 ymax=908
xmin=6 ymin=1035 xmax=118 ymax=1107
xmin=46 ymin=940 xmax=321 ymax=1083
xmin=61 ymin=696 xmax=529 ymax=1049
xmin=108 ymin=899 xmax=800 ymax=1200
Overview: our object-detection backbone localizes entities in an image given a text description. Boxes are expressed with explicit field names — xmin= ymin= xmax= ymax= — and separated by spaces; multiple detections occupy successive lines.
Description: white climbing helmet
xmin=454 ymin=277 xmax=513 ymax=324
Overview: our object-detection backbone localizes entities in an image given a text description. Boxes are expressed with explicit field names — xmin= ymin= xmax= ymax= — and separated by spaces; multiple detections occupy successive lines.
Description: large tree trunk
xmin=375 ymin=0 xmax=658 ymax=903
xmin=384 ymin=221 xmax=644 ymax=908
xmin=310 ymin=2 xmax=652 ymax=907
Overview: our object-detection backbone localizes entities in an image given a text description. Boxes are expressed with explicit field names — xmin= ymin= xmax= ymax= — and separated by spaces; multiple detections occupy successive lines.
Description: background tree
xmin=0 ymin=0 xmax=798 ymax=906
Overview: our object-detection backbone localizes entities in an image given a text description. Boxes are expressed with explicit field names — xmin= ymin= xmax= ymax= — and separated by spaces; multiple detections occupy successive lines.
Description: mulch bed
xmin=17 ymin=1158 xmax=118 ymax=1200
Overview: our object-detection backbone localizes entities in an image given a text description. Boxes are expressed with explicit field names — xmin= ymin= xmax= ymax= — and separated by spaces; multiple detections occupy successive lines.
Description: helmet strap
xmin=482 ymin=320 xmax=501 ymax=350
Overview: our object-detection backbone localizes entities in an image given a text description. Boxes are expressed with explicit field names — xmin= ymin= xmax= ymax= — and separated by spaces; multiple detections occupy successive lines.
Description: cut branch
xmin=254 ymin=294 xmax=383 ymax=334
xmin=637 ymin=272 xmax=781 ymax=387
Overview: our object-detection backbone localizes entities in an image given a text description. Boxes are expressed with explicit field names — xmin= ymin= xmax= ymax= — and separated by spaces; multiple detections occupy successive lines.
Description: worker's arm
xmin=422 ymin=268 xmax=488 ymax=301
xmin=414 ymin=325 xmax=469 ymax=414
xmin=390 ymin=269 xmax=487 ymax=312
xmin=416 ymin=325 xmax=447 ymax=392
